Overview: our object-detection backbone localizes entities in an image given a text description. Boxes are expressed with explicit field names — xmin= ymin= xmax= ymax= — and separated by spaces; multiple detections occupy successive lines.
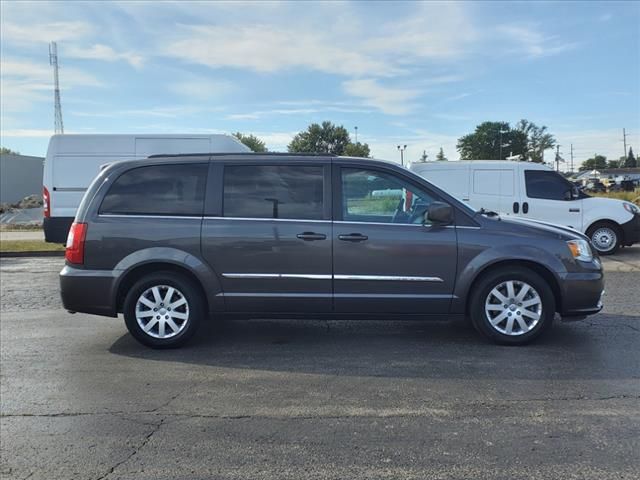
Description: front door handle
xmin=569 ymin=208 xmax=580 ymax=213
xmin=338 ymin=233 xmax=368 ymax=242
xmin=297 ymin=232 xmax=327 ymax=241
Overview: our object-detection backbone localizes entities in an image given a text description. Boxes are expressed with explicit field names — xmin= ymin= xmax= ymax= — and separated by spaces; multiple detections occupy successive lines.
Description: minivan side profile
xmin=60 ymin=154 xmax=604 ymax=348
xmin=410 ymin=161 xmax=640 ymax=255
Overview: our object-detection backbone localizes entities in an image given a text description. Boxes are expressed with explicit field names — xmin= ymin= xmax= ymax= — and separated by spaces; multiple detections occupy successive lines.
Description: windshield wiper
xmin=478 ymin=208 xmax=500 ymax=217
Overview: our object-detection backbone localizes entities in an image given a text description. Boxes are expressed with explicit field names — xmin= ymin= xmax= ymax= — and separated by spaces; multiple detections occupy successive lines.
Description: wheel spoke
xmin=171 ymin=311 xmax=188 ymax=320
xmin=143 ymin=318 xmax=158 ymax=332
xmin=151 ymin=287 xmax=162 ymax=304
xmin=490 ymin=311 xmax=508 ymax=326
xmin=506 ymin=281 xmax=515 ymax=300
xmin=515 ymin=284 xmax=530 ymax=302
xmin=521 ymin=309 xmax=540 ymax=320
xmin=490 ymin=288 xmax=508 ymax=304
xmin=169 ymin=297 xmax=187 ymax=309
xmin=136 ymin=310 xmax=155 ymax=318
xmin=158 ymin=319 xmax=165 ymax=337
xmin=166 ymin=318 xmax=180 ymax=332
xmin=521 ymin=297 xmax=540 ymax=308
xmin=163 ymin=287 xmax=175 ymax=305
xmin=138 ymin=296 xmax=155 ymax=309
xmin=504 ymin=316 xmax=514 ymax=334
xmin=516 ymin=317 xmax=529 ymax=332
xmin=486 ymin=304 xmax=503 ymax=311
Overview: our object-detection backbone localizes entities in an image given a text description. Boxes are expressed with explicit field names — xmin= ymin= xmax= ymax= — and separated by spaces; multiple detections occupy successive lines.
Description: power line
xmin=49 ymin=41 xmax=64 ymax=134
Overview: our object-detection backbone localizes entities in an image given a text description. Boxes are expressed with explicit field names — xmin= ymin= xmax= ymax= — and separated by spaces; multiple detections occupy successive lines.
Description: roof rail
xmin=147 ymin=152 xmax=338 ymax=159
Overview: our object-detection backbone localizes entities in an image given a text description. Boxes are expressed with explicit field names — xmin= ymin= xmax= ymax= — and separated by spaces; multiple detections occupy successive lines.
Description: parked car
xmin=411 ymin=161 xmax=640 ymax=255
xmin=43 ymin=134 xmax=250 ymax=244
xmin=60 ymin=154 xmax=605 ymax=348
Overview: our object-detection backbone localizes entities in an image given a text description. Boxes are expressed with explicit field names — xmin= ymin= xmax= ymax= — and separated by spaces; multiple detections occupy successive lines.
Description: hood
xmin=490 ymin=215 xmax=587 ymax=241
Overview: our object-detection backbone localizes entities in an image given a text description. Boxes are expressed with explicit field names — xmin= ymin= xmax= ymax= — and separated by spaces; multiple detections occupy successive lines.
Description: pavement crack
xmin=94 ymin=417 xmax=165 ymax=480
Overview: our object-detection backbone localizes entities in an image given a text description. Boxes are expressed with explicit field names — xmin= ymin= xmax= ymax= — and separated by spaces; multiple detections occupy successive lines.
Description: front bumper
xmin=620 ymin=213 xmax=640 ymax=246
xmin=60 ymin=264 xmax=118 ymax=317
xmin=558 ymin=269 xmax=604 ymax=318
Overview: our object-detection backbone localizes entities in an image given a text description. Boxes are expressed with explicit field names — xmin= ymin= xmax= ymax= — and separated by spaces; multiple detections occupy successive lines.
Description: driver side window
xmin=341 ymin=168 xmax=436 ymax=224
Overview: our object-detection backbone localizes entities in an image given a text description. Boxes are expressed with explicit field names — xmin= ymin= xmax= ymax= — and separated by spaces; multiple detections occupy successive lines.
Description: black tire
xmin=123 ymin=271 xmax=204 ymax=348
xmin=586 ymin=222 xmax=621 ymax=255
xmin=469 ymin=267 xmax=555 ymax=346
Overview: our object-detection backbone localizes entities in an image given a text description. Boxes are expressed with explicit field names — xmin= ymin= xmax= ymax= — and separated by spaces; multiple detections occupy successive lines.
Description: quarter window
xmin=99 ymin=164 xmax=207 ymax=216
xmin=223 ymin=165 xmax=324 ymax=220
xmin=341 ymin=168 xmax=436 ymax=224
xmin=525 ymin=170 xmax=572 ymax=200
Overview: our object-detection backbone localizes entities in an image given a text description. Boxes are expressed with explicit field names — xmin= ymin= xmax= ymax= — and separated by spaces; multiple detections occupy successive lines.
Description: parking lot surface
xmin=1 ymin=256 xmax=639 ymax=479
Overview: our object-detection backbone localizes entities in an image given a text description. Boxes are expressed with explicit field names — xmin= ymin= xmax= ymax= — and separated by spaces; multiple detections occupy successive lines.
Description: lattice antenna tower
xmin=49 ymin=41 xmax=64 ymax=134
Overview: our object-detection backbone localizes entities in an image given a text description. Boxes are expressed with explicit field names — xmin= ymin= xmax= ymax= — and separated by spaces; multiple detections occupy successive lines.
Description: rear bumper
xmin=620 ymin=214 xmax=640 ymax=246
xmin=558 ymin=270 xmax=604 ymax=318
xmin=44 ymin=216 xmax=74 ymax=244
xmin=60 ymin=264 xmax=118 ymax=317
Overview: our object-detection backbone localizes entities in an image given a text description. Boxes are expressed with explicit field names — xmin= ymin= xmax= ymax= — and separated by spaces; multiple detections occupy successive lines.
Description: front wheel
xmin=469 ymin=267 xmax=555 ymax=345
xmin=586 ymin=222 xmax=621 ymax=255
xmin=123 ymin=271 xmax=204 ymax=348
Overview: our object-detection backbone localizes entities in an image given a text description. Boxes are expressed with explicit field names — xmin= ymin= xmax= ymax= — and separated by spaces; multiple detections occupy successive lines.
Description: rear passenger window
xmin=99 ymin=164 xmax=207 ymax=216
xmin=223 ymin=165 xmax=324 ymax=220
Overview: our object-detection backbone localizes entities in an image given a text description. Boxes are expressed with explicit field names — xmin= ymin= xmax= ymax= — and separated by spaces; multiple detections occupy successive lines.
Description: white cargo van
xmin=43 ymin=134 xmax=250 ymax=243
xmin=411 ymin=161 xmax=639 ymax=255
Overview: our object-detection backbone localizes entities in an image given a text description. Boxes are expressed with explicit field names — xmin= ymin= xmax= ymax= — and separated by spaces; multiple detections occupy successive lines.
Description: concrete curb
xmin=0 ymin=251 xmax=65 ymax=258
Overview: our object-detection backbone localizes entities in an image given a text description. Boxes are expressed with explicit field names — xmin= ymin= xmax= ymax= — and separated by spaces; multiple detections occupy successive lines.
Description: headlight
xmin=567 ymin=239 xmax=593 ymax=262
xmin=623 ymin=202 xmax=639 ymax=215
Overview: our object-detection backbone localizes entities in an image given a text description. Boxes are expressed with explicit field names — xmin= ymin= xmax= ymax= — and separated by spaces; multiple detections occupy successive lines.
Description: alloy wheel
xmin=135 ymin=285 xmax=190 ymax=339
xmin=484 ymin=280 xmax=542 ymax=336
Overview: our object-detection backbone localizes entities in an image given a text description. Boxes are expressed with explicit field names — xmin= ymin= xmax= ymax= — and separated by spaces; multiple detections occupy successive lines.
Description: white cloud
xmin=165 ymin=24 xmax=395 ymax=77
xmin=168 ymin=79 xmax=235 ymax=100
xmin=342 ymin=79 xmax=421 ymax=115
xmin=66 ymin=44 xmax=144 ymax=68
xmin=497 ymin=24 xmax=579 ymax=58
xmin=0 ymin=21 xmax=92 ymax=44
xmin=226 ymin=105 xmax=373 ymax=120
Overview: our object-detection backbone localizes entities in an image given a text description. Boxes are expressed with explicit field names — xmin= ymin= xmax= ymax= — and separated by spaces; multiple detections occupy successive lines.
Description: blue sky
xmin=1 ymin=0 xmax=639 ymax=168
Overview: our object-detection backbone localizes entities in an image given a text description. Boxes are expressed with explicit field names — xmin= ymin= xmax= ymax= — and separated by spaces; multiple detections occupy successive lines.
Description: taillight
xmin=65 ymin=222 xmax=87 ymax=265
xmin=43 ymin=186 xmax=50 ymax=218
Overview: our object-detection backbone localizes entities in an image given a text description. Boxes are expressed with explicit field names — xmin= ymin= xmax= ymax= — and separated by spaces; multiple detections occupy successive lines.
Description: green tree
xmin=232 ymin=132 xmax=267 ymax=153
xmin=624 ymin=147 xmax=637 ymax=168
xmin=608 ymin=159 xmax=621 ymax=169
xmin=436 ymin=147 xmax=447 ymax=161
xmin=288 ymin=121 xmax=351 ymax=155
xmin=343 ymin=141 xmax=371 ymax=158
xmin=515 ymin=119 xmax=556 ymax=163
xmin=0 ymin=147 xmax=20 ymax=155
xmin=580 ymin=155 xmax=607 ymax=171
xmin=457 ymin=121 xmax=526 ymax=160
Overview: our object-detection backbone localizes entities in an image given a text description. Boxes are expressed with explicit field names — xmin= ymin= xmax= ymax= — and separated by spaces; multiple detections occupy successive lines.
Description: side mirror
xmin=425 ymin=201 xmax=453 ymax=225
xmin=565 ymin=186 xmax=579 ymax=200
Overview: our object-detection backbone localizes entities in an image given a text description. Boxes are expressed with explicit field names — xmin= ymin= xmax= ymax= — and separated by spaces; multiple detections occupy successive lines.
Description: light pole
xmin=397 ymin=144 xmax=407 ymax=166
xmin=499 ymin=129 xmax=509 ymax=160
xmin=354 ymin=126 xmax=358 ymax=143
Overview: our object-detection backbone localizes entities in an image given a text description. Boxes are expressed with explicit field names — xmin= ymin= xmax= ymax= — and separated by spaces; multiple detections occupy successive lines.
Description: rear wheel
xmin=470 ymin=267 xmax=555 ymax=345
xmin=123 ymin=271 xmax=204 ymax=348
xmin=587 ymin=222 xmax=621 ymax=255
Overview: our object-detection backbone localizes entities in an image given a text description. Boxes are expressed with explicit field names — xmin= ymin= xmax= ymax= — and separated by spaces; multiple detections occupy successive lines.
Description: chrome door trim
xmin=222 ymin=273 xmax=332 ymax=280
xmin=334 ymin=274 xmax=443 ymax=282
xmin=99 ymin=214 xmax=203 ymax=220
xmin=222 ymin=273 xmax=443 ymax=282
xmin=205 ymin=216 xmax=330 ymax=224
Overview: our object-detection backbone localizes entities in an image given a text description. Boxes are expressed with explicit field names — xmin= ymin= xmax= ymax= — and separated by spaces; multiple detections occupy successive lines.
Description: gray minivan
xmin=60 ymin=154 xmax=604 ymax=348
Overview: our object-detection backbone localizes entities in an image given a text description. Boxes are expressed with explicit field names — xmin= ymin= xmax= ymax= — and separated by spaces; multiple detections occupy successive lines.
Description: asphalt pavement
xmin=1 ymin=257 xmax=639 ymax=479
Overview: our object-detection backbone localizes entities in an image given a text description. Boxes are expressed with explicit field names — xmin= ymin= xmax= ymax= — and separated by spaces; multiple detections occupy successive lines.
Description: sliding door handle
xmin=338 ymin=233 xmax=368 ymax=242
xmin=297 ymin=232 xmax=327 ymax=241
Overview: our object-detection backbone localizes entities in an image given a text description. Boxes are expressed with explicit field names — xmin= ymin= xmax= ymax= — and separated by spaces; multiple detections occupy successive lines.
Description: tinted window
xmin=342 ymin=168 xmax=436 ymax=224
xmin=223 ymin=165 xmax=324 ymax=220
xmin=525 ymin=170 xmax=572 ymax=200
xmin=100 ymin=164 xmax=207 ymax=215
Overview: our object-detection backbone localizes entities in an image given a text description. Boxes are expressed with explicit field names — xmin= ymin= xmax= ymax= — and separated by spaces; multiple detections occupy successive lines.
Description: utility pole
xmin=49 ymin=41 xmax=64 ymax=134
xmin=354 ymin=126 xmax=358 ymax=143
xmin=397 ymin=145 xmax=407 ymax=167
xmin=623 ymin=128 xmax=629 ymax=159
xmin=555 ymin=144 xmax=562 ymax=172
xmin=570 ymin=144 xmax=574 ymax=173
